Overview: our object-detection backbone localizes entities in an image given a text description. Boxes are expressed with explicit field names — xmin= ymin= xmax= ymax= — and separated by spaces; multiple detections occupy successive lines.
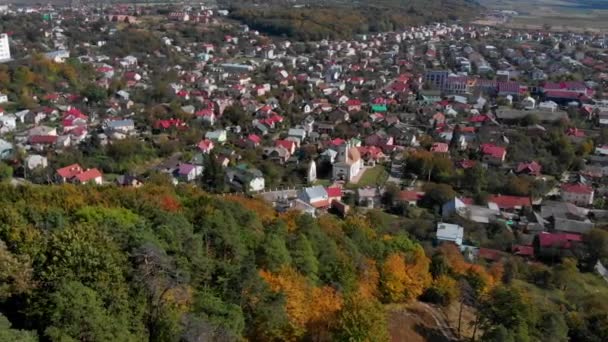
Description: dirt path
xmin=388 ymin=301 xmax=457 ymax=342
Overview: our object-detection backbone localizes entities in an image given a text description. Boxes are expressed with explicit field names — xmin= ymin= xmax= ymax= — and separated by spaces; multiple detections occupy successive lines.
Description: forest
xmin=228 ymin=0 xmax=481 ymax=41
xmin=0 ymin=182 xmax=606 ymax=341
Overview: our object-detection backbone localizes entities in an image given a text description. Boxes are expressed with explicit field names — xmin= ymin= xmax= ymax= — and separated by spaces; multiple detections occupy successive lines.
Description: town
xmin=0 ymin=1 xmax=607 ymax=341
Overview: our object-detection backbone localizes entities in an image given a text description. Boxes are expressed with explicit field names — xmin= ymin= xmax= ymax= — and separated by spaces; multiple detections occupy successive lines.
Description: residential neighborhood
xmin=0 ymin=2 xmax=607 ymax=341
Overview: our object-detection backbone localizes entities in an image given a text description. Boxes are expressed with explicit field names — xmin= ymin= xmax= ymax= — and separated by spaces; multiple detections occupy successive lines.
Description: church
xmin=332 ymin=142 xmax=363 ymax=182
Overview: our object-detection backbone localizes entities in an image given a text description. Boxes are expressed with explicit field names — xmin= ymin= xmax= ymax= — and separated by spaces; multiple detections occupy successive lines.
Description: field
xmin=478 ymin=0 xmax=608 ymax=32
xmin=347 ymin=165 xmax=389 ymax=189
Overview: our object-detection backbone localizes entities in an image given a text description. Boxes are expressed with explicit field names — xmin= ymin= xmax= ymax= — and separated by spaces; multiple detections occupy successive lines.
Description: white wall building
xmin=436 ymin=222 xmax=464 ymax=246
xmin=0 ymin=33 xmax=11 ymax=61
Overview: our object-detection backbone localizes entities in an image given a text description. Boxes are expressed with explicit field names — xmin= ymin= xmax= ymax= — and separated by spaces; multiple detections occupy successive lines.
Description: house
xmin=516 ymin=161 xmax=542 ymax=176
xmin=197 ymin=139 xmax=214 ymax=154
xmin=177 ymin=163 xmax=203 ymax=182
xmin=326 ymin=187 xmax=342 ymax=203
xmin=533 ymin=232 xmax=583 ymax=258
xmin=105 ymin=119 xmax=135 ymax=137
xmin=56 ymin=164 xmax=83 ymax=183
xmin=521 ymin=96 xmax=536 ymax=110
xmin=116 ymin=175 xmax=143 ymax=188
xmin=205 ymin=129 xmax=227 ymax=144
xmin=287 ymin=128 xmax=307 ymax=143
xmin=0 ymin=139 xmax=13 ymax=159
xmin=0 ymin=113 xmax=16 ymax=133
xmin=397 ymin=190 xmax=424 ymax=206
xmin=561 ymin=183 xmax=594 ymax=206
xmin=225 ymin=166 xmax=265 ymax=192
xmin=263 ymin=146 xmax=291 ymax=164
xmin=431 ymin=142 xmax=449 ymax=153
xmin=487 ymin=195 xmax=531 ymax=211
xmin=275 ymin=140 xmax=297 ymax=155
xmin=196 ymin=109 xmax=216 ymax=125
xmin=332 ymin=142 xmax=364 ymax=182
xmin=480 ymin=143 xmax=506 ymax=164
xmin=298 ymin=185 xmax=330 ymax=208
xmin=436 ymin=222 xmax=464 ymax=246
xmin=73 ymin=168 xmax=103 ymax=185
xmin=29 ymin=135 xmax=58 ymax=151
xmin=345 ymin=99 xmax=362 ymax=112
xmin=0 ymin=93 xmax=7 ymax=104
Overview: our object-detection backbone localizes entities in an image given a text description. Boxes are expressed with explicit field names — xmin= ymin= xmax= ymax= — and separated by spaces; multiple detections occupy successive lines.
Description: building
xmin=332 ymin=142 xmax=363 ymax=182
xmin=436 ymin=222 xmax=464 ymax=246
xmin=298 ymin=186 xmax=330 ymax=208
xmin=0 ymin=33 xmax=10 ymax=61
xmin=424 ymin=70 xmax=449 ymax=89
xmin=561 ymin=183 xmax=594 ymax=206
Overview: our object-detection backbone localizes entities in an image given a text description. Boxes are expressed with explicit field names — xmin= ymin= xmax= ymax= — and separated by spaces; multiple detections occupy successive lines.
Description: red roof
xmin=56 ymin=164 xmax=83 ymax=179
xmin=326 ymin=187 xmax=342 ymax=198
xmin=397 ymin=190 xmax=424 ymax=202
xmin=155 ymin=119 xmax=186 ymax=129
xmin=478 ymin=248 xmax=505 ymax=262
xmin=469 ymin=114 xmax=490 ymax=123
xmin=512 ymin=245 xmax=534 ymax=257
xmin=196 ymin=109 xmax=215 ymax=117
xmin=457 ymin=159 xmax=476 ymax=169
xmin=197 ymin=139 xmax=213 ymax=151
xmin=537 ymin=232 xmax=582 ymax=248
xmin=561 ymin=183 xmax=593 ymax=194
xmin=29 ymin=135 xmax=58 ymax=144
xmin=311 ymin=199 xmax=331 ymax=208
xmin=275 ymin=140 xmax=295 ymax=152
xmin=480 ymin=143 xmax=506 ymax=159
xmin=247 ymin=134 xmax=261 ymax=144
xmin=74 ymin=168 xmax=102 ymax=183
xmin=488 ymin=195 xmax=531 ymax=209
xmin=346 ymin=99 xmax=362 ymax=107
xmin=566 ymin=127 xmax=585 ymax=137
xmin=516 ymin=161 xmax=542 ymax=175
xmin=431 ymin=142 xmax=449 ymax=153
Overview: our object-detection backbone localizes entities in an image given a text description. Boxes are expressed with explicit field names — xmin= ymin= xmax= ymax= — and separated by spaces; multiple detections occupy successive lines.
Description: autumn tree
xmin=334 ymin=293 xmax=389 ymax=342
xmin=380 ymin=247 xmax=431 ymax=303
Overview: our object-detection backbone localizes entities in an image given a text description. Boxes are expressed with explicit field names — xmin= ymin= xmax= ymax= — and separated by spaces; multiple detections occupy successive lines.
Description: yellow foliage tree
xmin=260 ymin=266 xmax=343 ymax=340
xmin=357 ymin=258 xmax=380 ymax=300
xmin=381 ymin=248 xmax=431 ymax=303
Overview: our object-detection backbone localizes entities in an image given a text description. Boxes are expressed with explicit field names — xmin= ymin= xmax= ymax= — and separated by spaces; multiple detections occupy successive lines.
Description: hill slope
xmin=226 ymin=0 xmax=482 ymax=40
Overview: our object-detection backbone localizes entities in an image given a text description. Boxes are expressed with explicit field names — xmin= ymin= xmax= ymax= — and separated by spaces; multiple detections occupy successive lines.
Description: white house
xmin=0 ymin=33 xmax=11 ymax=61
xmin=298 ymin=185 xmax=329 ymax=208
xmin=436 ymin=222 xmax=464 ymax=246
xmin=0 ymin=113 xmax=17 ymax=133
xmin=522 ymin=96 xmax=536 ymax=110
xmin=0 ymin=93 xmax=8 ymax=104
xmin=25 ymin=155 xmax=48 ymax=170
xmin=538 ymin=101 xmax=558 ymax=112
xmin=205 ymin=129 xmax=227 ymax=143
xmin=561 ymin=183 xmax=594 ymax=206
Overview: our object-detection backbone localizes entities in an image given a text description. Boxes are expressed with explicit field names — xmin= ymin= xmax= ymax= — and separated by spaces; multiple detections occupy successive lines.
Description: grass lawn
xmin=347 ymin=165 xmax=389 ymax=189
xmin=313 ymin=178 xmax=332 ymax=186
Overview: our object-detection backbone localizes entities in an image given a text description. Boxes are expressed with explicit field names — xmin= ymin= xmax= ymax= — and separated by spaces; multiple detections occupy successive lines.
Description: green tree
xmin=0 ymin=314 xmax=37 ymax=342
xmin=259 ymin=232 xmax=292 ymax=272
xmin=0 ymin=162 xmax=13 ymax=182
xmin=334 ymin=295 xmax=389 ymax=342
xmin=290 ymin=233 xmax=319 ymax=282
xmin=584 ymin=228 xmax=608 ymax=265
xmin=43 ymin=281 xmax=133 ymax=341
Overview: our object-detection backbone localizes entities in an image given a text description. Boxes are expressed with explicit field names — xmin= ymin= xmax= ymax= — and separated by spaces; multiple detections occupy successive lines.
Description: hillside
xmin=0 ymin=183 xmax=606 ymax=341
xmin=226 ymin=0 xmax=482 ymax=40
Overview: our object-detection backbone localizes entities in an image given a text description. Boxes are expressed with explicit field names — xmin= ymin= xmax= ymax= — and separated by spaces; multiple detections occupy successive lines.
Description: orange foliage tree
xmin=380 ymin=247 xmax=432 ymax=303
xmin=259 ymin=266 xmax=343 ymax=340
